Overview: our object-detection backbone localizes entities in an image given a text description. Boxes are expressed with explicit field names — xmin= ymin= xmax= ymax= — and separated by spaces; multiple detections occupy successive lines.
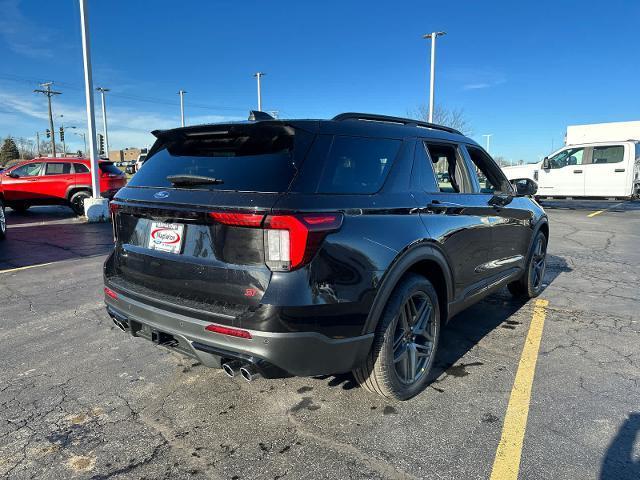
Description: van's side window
xmin=592 ymin=145 xmax=624 ymax=164
xmin=423 ymin=143 xmax=468 ymax=193
xmin=465 ymin=146 xmax=511 ymax=194
xmin=548 ymin=148 xmax=584 ymax=169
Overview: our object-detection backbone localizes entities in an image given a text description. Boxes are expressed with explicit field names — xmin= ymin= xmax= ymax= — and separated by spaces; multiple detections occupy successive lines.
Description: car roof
xmin=152 ymin=112 xmax=477 ymax=146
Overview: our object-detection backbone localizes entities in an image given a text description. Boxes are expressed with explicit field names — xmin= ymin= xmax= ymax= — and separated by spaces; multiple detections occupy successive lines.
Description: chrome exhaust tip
xmin=222 ymin=361 xmax=242 ymax=378
xmin=240 ymin=365 xmax=261 ymax=382
xmin=111 ymin=316 xmax=128 ymax=332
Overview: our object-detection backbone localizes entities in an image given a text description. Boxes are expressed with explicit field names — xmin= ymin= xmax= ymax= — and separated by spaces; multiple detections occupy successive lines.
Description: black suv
xmin=104 ymin=112 xmax=548 ymax=400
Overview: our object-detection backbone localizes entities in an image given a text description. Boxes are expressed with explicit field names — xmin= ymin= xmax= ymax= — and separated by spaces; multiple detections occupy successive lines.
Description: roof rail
xmin=332 ymin=112 xmax=462 ymax=135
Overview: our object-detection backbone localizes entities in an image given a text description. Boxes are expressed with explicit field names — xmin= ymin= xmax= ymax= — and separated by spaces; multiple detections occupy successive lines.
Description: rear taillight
xmin=263 ymin=214 xmax=342 ymax=271
xmin=208 ymin=212 xmax=264 ymax=227
xmin=209 ymin=211 xmax=343 ymax=271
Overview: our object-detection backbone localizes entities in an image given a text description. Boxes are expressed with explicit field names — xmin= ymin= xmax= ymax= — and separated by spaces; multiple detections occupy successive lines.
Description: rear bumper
xmin=104 ymin=290 xmax=373 ymax=377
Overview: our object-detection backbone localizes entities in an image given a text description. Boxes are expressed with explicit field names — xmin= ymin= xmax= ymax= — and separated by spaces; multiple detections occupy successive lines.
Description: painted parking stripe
xmin=587 ymin=202 xmax=624 ymax=217
xmin=490 ymin=298 xmax=549 ymax=480
xmin=0 ymin=262 xmax=55 ymax=274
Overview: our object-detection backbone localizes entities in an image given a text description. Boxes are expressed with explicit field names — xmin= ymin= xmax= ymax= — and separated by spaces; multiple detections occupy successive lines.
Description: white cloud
xmin=0 ymin=85 xmax=244 ymax=151
xmin=0 ymin=0 xmax=54 ymax=58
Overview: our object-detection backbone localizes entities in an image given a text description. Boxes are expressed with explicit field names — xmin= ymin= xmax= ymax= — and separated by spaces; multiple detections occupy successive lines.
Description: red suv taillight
xmin=208 ymin=211 xmax=343 ymax=271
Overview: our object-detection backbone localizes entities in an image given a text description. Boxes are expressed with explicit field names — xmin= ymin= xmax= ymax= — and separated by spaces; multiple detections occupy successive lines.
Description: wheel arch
xmin=362 ymin=242 xmax=454 ymax=335
xmin=67 ymin=185 xmax=92 ymax=201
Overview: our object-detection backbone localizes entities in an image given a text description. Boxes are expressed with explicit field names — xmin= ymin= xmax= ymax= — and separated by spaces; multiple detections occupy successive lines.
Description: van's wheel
xmin=508 ymin=231 xmax=547 ymax=299
xmin=11 ymin=202 xmax=29 ymax=213
xmin=353 ymin=273 xmax=440 ymax=400
xmin=0 ymin=198 xmax=6 ymax=240
xmin=70 ymin=191 xmax=91 ymax=216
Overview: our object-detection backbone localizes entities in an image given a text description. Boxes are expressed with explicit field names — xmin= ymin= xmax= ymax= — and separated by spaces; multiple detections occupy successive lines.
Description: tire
xmin=508 ymin=231 xmax=547 ymax=299
xmin=70 ymin=190 xmax=91 ymax=216
xmin=0 ymin=198 xmax=6 ymax=240
xmin=11 ymin=202 xmax=30 ymax=213
xmin=353 ymin=273 xmax=441 ymax=400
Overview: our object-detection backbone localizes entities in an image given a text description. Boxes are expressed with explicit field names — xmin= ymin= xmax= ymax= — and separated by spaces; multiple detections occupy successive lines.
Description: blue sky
xmin=0 ymin=0 xmax=638 ymax=162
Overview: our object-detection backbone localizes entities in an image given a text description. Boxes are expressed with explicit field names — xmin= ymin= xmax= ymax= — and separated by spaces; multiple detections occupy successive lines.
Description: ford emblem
xmin=154 ymin=191 xmax=170 ymax=199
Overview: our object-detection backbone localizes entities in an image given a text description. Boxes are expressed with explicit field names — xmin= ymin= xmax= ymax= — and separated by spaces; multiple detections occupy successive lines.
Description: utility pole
xmin=79 ymin=0 xmax=100 ymax=199
xmin=34 ymin=82 xmax=61 ymax=157
xmin=178 ymin=90 xmax=186 ymax=127
xmin=96 ymin=87 xmax=110 ymax=158
xmin=422 ymin=32 xmax=446 ymax=123
xmin=482 ymin=134 xmax=493 ymax=153
xmin=36 ymin=132 xmax=41 ymax=156
xmin=253 ymin=72 xmax=265 ymax=111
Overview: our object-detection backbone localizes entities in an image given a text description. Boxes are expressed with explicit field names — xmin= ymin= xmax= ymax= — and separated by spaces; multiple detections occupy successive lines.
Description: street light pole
xmin=253 ymin=72 xmax=265 ymax=111
xmin=34 ymin=82 xmax=61 ymax=157
xmin=96 ymin=87 xmax=110 ymax=158
xmin=482 ymin=134 xmax=493 ymax=153
xmin=79 ymin=0 xmax=100 ymax=199
xmin=59 ymin=115 xmax=66 ymax=156
xmin=422 ymin=32 xmax=446 ymax=123
xmin=36 ymin=132 xmax=41 ymax=156
xmin=178 ymin=90 xmax=186 ymax=127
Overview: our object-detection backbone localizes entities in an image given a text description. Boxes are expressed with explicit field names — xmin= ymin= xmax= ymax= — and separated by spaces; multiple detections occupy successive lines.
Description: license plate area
xmin=148 ymin=222 xmax=185 ymax=254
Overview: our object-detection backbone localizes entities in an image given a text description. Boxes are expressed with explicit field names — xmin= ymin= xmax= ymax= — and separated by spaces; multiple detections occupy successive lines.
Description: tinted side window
xmin=592 ymin=145 xmax=624 ymax=164
xmin=73 ymin=163 xmax=90 ymax=173
xmin=465 ymin=146 xmax=512 ymax=194
xmin=424 ymin=143 xmax=468 ymax=193
xmin=12 ymin=163 xmax=43 ymax=177
xmin=316 ymin=136 xmax=401 ymax=194
xmin=45 ymin=163 xmax=72 ymax=175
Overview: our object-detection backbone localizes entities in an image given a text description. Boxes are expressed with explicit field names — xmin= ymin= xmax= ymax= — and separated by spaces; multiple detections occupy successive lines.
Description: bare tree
xmin=409 ymin=105 xmax=472 ymax=135
xmin=14 ymin=137 xmax=36 ymax=160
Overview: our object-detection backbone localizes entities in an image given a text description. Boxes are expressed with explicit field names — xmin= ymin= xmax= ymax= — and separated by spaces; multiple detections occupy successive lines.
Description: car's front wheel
xmin=70 ymin=190 xmax=91 ymax=216
xmin=0 ymin=198 xmax=6 ymax=240
xmin=353 ymin=273 xmax=441 ymax=400
xmin=508 ymin=231 xmax=547 ymax=299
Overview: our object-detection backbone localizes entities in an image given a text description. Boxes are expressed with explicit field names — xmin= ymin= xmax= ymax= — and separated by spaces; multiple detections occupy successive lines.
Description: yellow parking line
xmin=0 ymin=262 xmax=54 ymax=274
xmin=490 ymin=299 xmax=549 ymax=480
xmin=587 ymin=202 xmax=624 ymax=218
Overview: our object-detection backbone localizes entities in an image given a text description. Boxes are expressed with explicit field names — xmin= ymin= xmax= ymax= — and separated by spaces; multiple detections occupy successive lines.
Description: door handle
xmin=573 ymin=170 xmax=583 ymax=174
xmin=614 ymin=168 xmax=625 ymax=173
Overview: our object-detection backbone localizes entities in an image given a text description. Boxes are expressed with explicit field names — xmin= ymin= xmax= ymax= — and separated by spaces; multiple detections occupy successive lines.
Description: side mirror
xmin=511 ymin=178 xmax=538 ymax=196
xmin=7 ymin=172 xmax=19 ymax=178
xmin=542 ymin=157 xmax=550 ymax=170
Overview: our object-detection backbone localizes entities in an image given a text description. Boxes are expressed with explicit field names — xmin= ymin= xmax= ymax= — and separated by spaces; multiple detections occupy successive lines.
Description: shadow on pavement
xmin=4 ymin=205 xmax=77 ymax=225
xmin=600 ymin=412 xmax=640 ymax=480
xmin=1 ymin=207 xmax=113 ymax=270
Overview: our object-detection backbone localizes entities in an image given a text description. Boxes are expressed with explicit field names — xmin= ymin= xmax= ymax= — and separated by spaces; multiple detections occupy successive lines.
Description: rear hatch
xmin=107 ymin=122 xmax=315 ymax=315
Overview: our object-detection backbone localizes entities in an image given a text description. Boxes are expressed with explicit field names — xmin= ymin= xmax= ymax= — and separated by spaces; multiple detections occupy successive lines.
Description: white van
xmin=503 ymin=141 xmax=640 ymax=199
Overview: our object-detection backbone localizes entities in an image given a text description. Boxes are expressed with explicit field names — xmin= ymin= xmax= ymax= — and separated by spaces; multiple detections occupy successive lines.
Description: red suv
xmin=0 ymin=157 xmax=126 ymax=216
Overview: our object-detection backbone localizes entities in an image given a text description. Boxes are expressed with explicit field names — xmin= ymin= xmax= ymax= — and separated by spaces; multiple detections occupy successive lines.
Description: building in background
xmin=108 ymin=147 xmax=147 ymax=163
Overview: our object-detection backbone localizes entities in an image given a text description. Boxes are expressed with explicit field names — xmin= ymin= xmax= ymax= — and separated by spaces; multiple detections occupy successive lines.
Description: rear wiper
xmin=166 ymin=174 xmax=224 ymax=186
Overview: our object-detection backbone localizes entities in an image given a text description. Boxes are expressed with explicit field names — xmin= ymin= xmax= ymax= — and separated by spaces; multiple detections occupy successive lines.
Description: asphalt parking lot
xmin=1 ymin=201 xmax=639 ymax=480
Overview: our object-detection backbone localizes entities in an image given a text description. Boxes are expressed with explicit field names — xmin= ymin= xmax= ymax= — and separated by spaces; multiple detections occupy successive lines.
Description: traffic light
xmin=46 ymin=129 xmax=51 ymax=138
xmin=59 ymin=127 xmax=64 ymax=142
xmin=97 ymin=133 xmax=105 ymax=155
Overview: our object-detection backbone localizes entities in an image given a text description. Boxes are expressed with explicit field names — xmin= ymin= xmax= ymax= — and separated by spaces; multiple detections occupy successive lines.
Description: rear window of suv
xmin=99 ymin=163 xmax=123 ymax=175
xmin=128 ymin=124 xmax=309 ymax=193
